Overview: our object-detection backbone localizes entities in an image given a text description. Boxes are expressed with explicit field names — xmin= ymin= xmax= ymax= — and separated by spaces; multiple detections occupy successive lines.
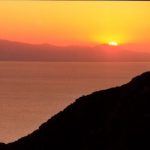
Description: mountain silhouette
xmin=1 ymin=71 xmax=150 ymax=150
xmin=0 ymin=39 xmax=150 ymax=61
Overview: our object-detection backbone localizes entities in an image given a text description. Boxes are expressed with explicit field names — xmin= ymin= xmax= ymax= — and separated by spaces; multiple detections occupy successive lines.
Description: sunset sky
xmin=1 ymin=1 xmax=150 ymax=143
xmin=0 ymin=1 xmax=150 ymax=51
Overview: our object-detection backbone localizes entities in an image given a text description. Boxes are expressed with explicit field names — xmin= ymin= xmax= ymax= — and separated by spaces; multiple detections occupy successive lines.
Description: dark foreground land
xmin=1 ymin=72 xmax=150 ymax=150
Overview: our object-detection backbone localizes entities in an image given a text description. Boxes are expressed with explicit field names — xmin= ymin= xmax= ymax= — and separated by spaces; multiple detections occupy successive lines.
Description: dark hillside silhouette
xmin=1 ymin=72 xmax=150 ymax=150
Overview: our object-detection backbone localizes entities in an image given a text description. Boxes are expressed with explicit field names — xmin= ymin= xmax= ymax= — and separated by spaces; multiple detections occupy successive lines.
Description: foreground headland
xmin=1 ymin=71 xmax=150 ymax=150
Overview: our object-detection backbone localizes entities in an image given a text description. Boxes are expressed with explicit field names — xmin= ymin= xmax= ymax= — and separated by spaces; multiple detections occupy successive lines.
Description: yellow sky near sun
xmin=0 ymin=1 xmax=150 ymax=47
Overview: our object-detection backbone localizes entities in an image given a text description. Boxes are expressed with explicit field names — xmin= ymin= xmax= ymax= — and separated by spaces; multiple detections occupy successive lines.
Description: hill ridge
xmin=1 ymin=71 xmax=150 ymax=150
xmin=0 ymin=39 xmax=150 ymax=61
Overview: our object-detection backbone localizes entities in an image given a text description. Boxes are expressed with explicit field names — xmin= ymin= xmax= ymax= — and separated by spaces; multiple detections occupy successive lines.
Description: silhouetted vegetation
xmin=1 ymin=72 xmax=150 ymax=150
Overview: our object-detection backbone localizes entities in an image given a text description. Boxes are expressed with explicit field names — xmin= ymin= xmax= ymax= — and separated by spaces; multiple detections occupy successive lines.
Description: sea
xmin=0 ymin=61 xmax=149 ymax=143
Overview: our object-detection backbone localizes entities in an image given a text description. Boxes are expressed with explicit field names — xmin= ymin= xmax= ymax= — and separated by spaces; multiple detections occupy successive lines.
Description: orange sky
xmin=0 ymin=1 xmax=150 ymax=51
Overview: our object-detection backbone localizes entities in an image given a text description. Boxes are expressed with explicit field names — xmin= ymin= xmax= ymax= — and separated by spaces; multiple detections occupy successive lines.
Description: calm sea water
xmin=0 ymin=61 xmax=150 ymax=143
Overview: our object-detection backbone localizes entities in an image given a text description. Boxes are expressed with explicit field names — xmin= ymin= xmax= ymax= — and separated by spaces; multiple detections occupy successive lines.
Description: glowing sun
xmin=108 ymin=41 xmax=118 ymax=46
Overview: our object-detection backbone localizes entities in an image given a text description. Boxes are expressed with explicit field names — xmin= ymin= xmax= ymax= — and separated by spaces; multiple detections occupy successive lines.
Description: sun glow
xmin=108 ymin=41 xmax=118 ymax=46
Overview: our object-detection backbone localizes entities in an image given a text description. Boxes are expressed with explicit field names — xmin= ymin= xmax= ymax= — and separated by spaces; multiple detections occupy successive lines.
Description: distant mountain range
xmin=1 ymin=71 xmax=150 ymax=150
xmin=0 ymin=39 xmax=150 ymax=61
